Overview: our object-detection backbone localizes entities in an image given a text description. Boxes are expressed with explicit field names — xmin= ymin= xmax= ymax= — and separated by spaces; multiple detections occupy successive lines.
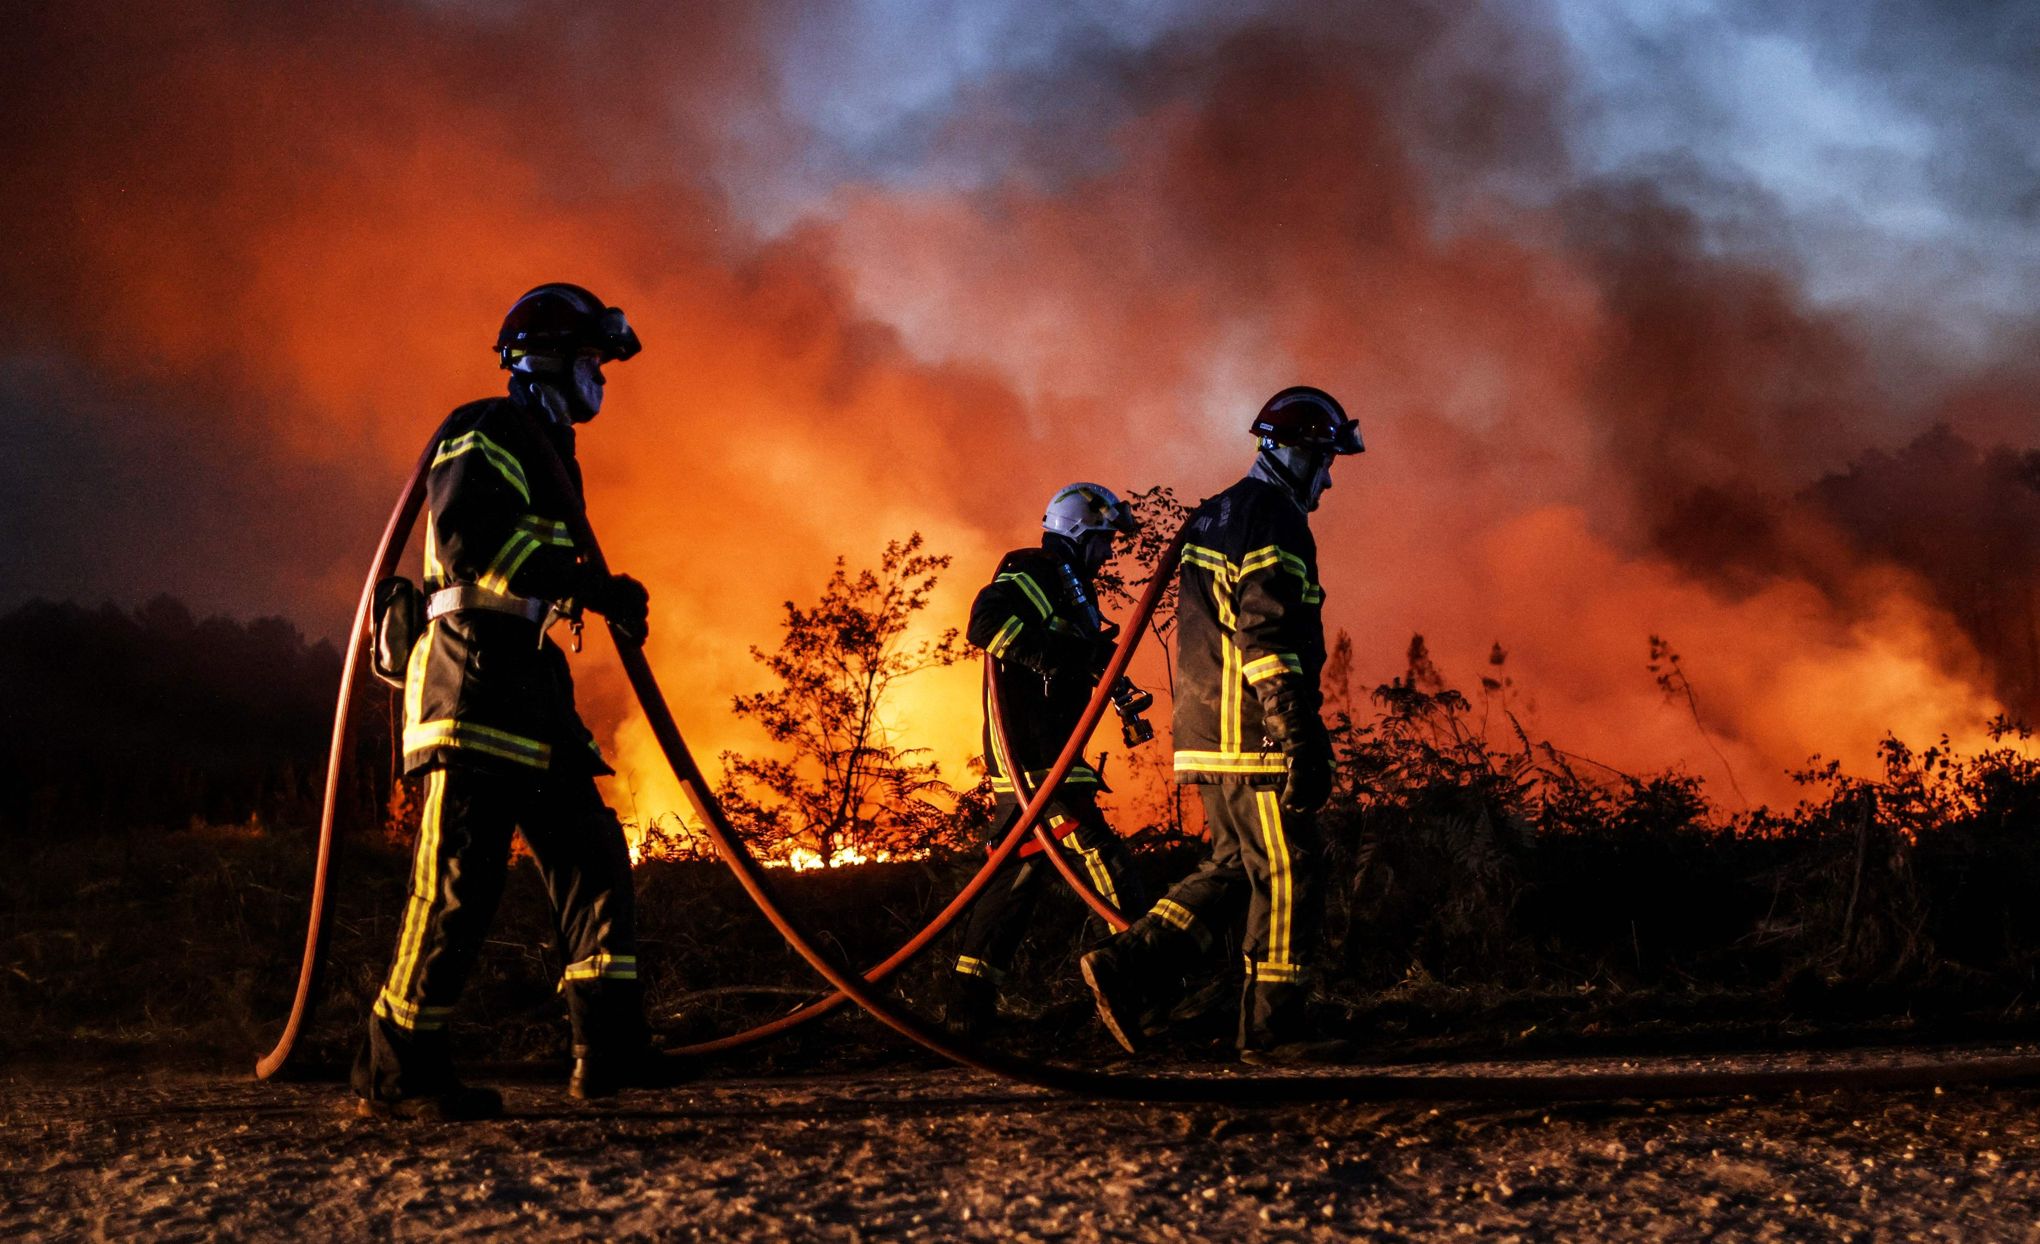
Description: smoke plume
xmin=5 ymin=0 xmax=2037 ymax=821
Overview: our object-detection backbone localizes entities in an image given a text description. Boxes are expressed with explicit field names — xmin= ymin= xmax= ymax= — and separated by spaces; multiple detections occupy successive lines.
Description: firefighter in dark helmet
xmin=942 ymin=483 xmax=1154 ymax=1037
xmin=353 ymin=283 xmax=659 ymax=1119
xmin=1080 ymin=387 xmax=1363 ymax=1063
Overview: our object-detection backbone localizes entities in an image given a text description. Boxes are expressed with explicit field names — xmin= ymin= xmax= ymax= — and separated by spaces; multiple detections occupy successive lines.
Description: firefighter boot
xmin=565 ymin=981 xmax=679 ymax=1100
xmin=942 ymin=969 xmax=1000 ymax=1040
xmin=570 ymin=1050 xmax=696 ymax=1100
xmin=1236 ymin=971 xmax=1355 ymax=1066
xmin=353 ymin=1019 xmax=505 ymax=1121
xmin=1080 ymin=939 xmax=1155 ymax=1055
xmin=1083 ymin=908 xmax=1209 ymax=1054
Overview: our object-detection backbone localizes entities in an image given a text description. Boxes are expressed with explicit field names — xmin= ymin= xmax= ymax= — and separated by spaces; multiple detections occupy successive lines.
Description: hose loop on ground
xmin=262 ymin=407 xmax=2040 ymax=1103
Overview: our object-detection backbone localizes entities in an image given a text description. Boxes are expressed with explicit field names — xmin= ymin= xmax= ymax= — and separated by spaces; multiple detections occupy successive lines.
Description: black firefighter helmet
xmin=1250 ymin=385 xmax=1364 ymax=455
xmin=495 ymin=283 xmax=642 ymax=368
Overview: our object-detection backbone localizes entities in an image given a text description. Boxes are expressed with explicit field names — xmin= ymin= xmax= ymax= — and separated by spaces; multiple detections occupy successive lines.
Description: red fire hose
xmin=253 ymin=418 xmax=442 ymax=1081
xmin=261 ymin=408 xmax=2040 ymax=1103
xmin=985 ymin=661 xmax=1132 ymax=931
xmin=660 ymin=557 xmax=1172 ymax=1056
xmin=253 ymin=410 xmax=1167 ymax=1076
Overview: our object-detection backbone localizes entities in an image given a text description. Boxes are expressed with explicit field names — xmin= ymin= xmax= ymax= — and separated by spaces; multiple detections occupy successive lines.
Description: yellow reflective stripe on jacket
xmin=516 ymin=514 xmax=574 ymax=547
xmin=986 ymin=615 xmax=1025 ymax=658
xmin=433 ymin=430 xmax=531 ymax=504
xmin=954 ymin=954 xmax=1003 ymax=980
xmin=402 ymin=618 xmax=435 ymax=733
xmin=1239 ymin=543 xmax=1323 ymax=603
xmin=981 ymin=677 xmax=1015 ymax=783
xmin=403 ymin=719 xmax=553 ymax=769
xmin=996 ymin=571 xmax=1053 ymax=619
xmin=561 ymin=953 xmax=637 ymax=983
xmin=1242 ymin=652 xmax=1303 ymax=685
xmin=477 ymin=530 xmax=543 ymax=595
xmin=1180 ymin=544 xmax=1231 ymax=578
xmin=1172 ymin=749 xmax=1286 ymax=776
xmin=422 ymin=511 xmax=445 ymax=588
xmin=476 ymin=513 xmax=572 ymax=595
xmin=1188 ymin=542 xmax=1322 ymax=604
xmin=1219 ymin=631 xmax=1242 ymax=751
xmin=1184 ymin=544 xmax=1239 ymax=630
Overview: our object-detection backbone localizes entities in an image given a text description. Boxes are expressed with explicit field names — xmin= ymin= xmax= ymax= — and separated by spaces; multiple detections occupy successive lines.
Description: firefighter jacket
xmin=1172 ymin=474 xmax=1326 ymax=785
xmin=968 ymin=545 xmax=1109 ymax=799
xmin=399 ymin=384 xmax=609 ymax=777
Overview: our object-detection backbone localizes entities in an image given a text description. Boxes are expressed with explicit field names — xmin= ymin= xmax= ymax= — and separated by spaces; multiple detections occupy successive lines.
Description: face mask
xmin=1255 ymin=445 xmax=1333 ymax=510
xmin=1303 ymin=455 xmax=1333 ymax=511
xmin=567 ymin=354 xmax=605 ymax=422
xmin=1079 ymin=530 xmax=1116 ymax=573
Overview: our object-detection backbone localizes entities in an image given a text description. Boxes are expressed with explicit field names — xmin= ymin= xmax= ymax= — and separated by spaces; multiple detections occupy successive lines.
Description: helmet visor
xmin=1107 ymin=497 xmax=1139 ymax=534
xmin=1332 ymin=418 xmax=1365 ymax=455
xmin=596 ymin=306 xmax=642 ymax=362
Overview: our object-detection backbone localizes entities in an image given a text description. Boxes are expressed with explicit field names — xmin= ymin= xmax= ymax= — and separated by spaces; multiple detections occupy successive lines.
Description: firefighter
xmin=1079 ymin=387 xmax=1363 ymax=1063
xmin=353 ymin=283 xmax=658 ymax=1119
xmin=942 ymin=483 xmax=1154 ymax=1037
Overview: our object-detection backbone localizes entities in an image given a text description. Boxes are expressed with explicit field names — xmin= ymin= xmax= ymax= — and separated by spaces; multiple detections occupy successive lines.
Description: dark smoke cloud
xmin=7 ymin=0 xmax=2039 ymax=811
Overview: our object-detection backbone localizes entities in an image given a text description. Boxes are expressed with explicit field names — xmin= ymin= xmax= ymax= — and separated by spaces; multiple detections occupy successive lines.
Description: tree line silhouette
xmin=0 ymin=596 xmax=394 ymax=836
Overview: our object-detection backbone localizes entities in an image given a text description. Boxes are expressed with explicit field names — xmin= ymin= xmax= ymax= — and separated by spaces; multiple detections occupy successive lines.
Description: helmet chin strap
xmin=512 ymin=364 xmax=598 ymax=425
xmin=1254 ymin=445 xmax=1328 ymax=511
xmin=1044 ymin=531 xmax=1112 ymax=575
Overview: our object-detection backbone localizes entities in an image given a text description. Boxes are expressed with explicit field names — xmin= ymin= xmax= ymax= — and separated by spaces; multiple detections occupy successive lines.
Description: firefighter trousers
xmin=953 ymin=792 xmax=1147 ymax=986
xmin=1116 ymin=782 xmax=1322 ymax=1049
xmin=353 ymin=761 xmax=643 ymax=1101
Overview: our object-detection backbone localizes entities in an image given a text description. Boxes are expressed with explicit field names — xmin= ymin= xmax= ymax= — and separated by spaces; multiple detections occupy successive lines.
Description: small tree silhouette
xmin=717 ymin=533 xmax=971 ymax=866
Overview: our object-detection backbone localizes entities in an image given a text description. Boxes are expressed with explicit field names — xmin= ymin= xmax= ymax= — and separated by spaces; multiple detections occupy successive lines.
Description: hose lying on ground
xmin=662 ymin=564 xmax=1174 ymax=1057
xmin=253 ymin=410 xmax=1169 ymax=1076
xmin=262 ymin=405 xmax=2040 ymax=1102
xmin=506 ymin=405 xmax=2040 ymax=1103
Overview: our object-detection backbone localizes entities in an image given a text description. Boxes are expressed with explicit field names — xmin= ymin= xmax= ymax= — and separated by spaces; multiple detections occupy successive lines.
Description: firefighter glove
xmin=586 ymin=572 xmax=650 ymax=643
xmin=1263 ymin=705 xmax=1333 ymax=813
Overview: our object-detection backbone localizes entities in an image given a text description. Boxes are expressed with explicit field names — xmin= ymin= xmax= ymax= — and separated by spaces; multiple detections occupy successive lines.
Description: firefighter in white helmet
xmin=944 ymin=483 xmax=1155 ymax=1037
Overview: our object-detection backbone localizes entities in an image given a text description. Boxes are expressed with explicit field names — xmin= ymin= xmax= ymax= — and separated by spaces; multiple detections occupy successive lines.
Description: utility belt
xmin=370 ymin=578 xmax=568 ymax=690
xmin=425 ymin=584 xmax=554 ymax=626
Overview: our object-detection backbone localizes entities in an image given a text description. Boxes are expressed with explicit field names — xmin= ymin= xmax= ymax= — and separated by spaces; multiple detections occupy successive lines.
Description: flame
xmin=6 ymin=0 xmax=2035 ymax=830
xmin=779 ymin=844 xmax=899 ymax=872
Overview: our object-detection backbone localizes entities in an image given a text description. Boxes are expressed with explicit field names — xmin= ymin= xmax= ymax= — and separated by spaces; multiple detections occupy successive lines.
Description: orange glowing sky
xmin=6 ymin=0 xmax=2039 ymax=825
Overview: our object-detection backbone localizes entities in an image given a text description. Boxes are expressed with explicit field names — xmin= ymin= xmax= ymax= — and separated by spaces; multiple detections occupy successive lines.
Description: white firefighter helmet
xmin=1043 ymin=483 xmax=1139 ymax=541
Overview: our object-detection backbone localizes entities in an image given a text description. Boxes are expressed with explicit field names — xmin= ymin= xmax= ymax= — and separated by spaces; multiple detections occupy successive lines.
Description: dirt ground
xmin=5 ymin=1047 xmax=2039 ymax=1242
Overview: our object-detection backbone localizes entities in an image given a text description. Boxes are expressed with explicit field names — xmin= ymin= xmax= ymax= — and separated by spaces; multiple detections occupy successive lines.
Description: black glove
xmin=584 ymin=571 xmax=650 ymax=643
xmin=1263 ymin=705 xmax=1333 ymax=813
xmin=1028 ymin=623 xmax=1113 ymax=683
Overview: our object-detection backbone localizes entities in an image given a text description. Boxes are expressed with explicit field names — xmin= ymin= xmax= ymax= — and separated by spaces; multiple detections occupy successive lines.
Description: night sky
xmin=6 ymin=0 xmax=2038 ymax=814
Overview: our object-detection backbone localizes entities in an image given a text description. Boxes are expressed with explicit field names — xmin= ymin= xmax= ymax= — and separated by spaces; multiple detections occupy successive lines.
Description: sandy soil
xmin=5 ymin=1048 xmax=2039 ymax=1242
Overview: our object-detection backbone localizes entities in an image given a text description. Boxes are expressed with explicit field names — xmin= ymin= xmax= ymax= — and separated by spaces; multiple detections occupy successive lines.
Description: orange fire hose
xmin=251 ymin=407 xmax=1167 ymax=1077
xmin=254 ymin=418 xmax=442 ymax=1081
xmin=660 ymin=556 xmax=1172 ymax=1057
xmin=506 ymin=408 xmax=2040 ymax=1102
xmin=986 ymin=660 xmax=1132 ymax=931
xmin=262 ymin=405 xmax=2040 ymax=1103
